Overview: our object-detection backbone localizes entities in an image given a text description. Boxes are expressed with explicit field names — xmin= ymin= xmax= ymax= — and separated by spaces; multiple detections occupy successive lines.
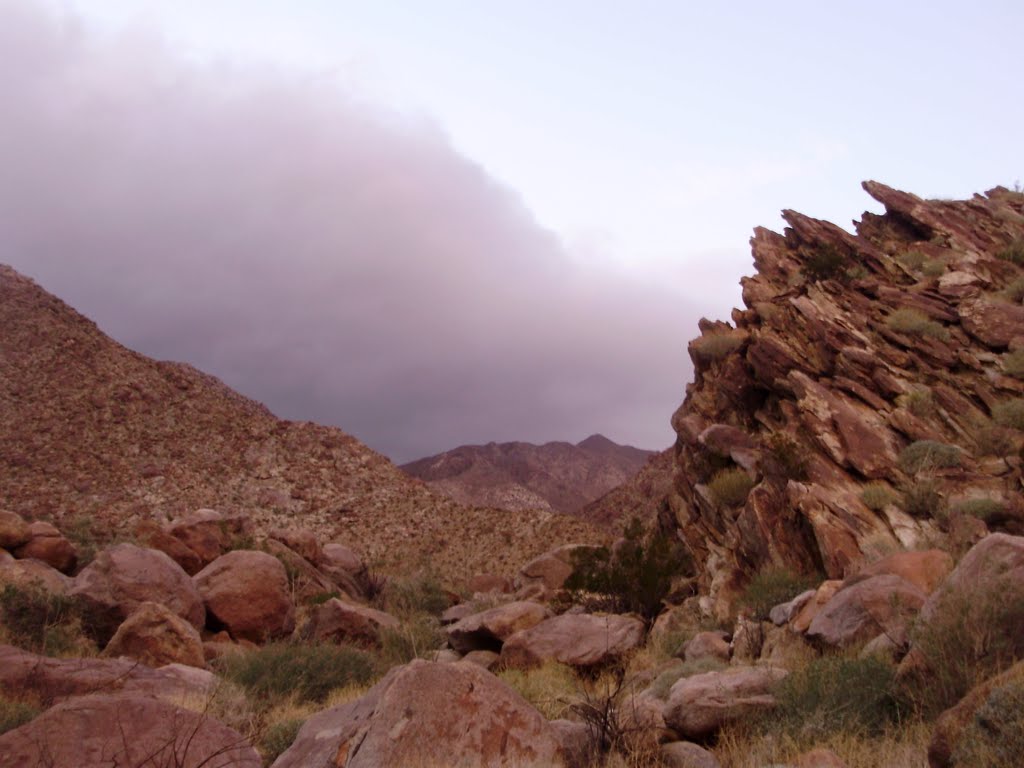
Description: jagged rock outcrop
xmin=666 ymin=183 xmax=1024 ymax=614
xmin=401 ymin=434 xmax=654 ymax=520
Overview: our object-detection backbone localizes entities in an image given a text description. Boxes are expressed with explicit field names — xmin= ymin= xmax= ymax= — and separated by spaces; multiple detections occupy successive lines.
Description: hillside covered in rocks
xmin=0 ymin=264 xmax=604 ymax=578
xmin=667 ymin=181 xmax=1024 ymax=615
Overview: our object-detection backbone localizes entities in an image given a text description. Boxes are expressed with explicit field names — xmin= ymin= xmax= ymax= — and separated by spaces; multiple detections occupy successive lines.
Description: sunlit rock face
xmin=666 ymin=182 xmax=1024 ymax=616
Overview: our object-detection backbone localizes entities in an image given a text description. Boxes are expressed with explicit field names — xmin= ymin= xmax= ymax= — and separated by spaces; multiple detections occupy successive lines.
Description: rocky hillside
xmin=0 ymin=265 xmax=604 ymax=579
xmin=400 ymin=434 xmax=654 ymax=519
xmin=579 ymin=447 xmax=675 ymax=531
xmin=666 ymin=182 xmax=1024 ymax=614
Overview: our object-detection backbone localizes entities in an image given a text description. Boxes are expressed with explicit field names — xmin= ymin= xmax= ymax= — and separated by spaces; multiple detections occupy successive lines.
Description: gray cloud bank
xmin=1 ymin=2 xmax=694 ymax=461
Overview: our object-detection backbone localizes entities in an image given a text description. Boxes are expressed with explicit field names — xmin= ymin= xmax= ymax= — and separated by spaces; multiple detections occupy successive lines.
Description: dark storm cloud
xmin=0 ymin=2 xmax=696 ymax=461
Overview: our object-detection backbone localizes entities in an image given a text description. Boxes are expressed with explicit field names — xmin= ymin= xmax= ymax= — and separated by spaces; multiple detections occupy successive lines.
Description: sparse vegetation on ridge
xmin=898 ymin=440 xmax=961 ymax=474
xmin=992 ymin=398 xmax=1024 ymax=429
xmin=707 ymin=468 xmax=755 ymax=507
xmin=886 ymin=308 xmax=950 ymax=341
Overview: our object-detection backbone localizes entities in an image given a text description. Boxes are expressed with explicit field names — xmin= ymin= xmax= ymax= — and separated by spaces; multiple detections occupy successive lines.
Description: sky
xmin=2 ymin=1 xmax=1022 ymax=461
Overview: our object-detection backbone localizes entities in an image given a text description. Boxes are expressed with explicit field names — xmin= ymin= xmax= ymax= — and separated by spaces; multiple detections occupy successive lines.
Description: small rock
xmin=103 ymin=601 xmax=206 ymax=668
xmin=500 ymin=612 xmax=645 ymax=670
xmin=661 ymin=741 xmax=722 ymax=768
xmin=663 ymin=666 xmax=788 ymax=740
xmin=683 ymin=630 xmax=731 ymax=664
xmin=447 ymin=600 xmax=550 ymax=653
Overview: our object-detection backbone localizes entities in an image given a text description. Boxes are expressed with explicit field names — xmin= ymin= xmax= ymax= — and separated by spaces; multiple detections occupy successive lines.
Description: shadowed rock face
xmin=400 ymin=434 xmax=655 ymax=520
xmin=0 ymin=264 xmax=606 ymax=577
xmin=666 ymin=182 xmax=1024 ymax=614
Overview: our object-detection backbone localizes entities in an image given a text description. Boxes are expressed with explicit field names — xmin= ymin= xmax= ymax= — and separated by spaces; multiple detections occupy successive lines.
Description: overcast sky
xmin=2 ymin=1 xmax=1022 ymax=461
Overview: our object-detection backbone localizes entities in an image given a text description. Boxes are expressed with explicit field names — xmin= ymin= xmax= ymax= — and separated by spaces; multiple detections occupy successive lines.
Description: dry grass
xmin=886 ymin=308 xmax=950 ymax=342
xmin=708 ymin=468 xmax=755 ymax=507
xmin=497 ymin=661 xmax=580 ymax=720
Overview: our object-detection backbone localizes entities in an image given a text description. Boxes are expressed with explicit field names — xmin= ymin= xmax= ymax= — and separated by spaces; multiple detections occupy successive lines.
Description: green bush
xmin=1005 ymin=350 xmax=1024 ymax=378
xmin=708 ymin=468 xmax=755 ymax=507
xmin=261 ymin=719 xmax=304 ymax=763
xmin=803 ymin=244 xmax=848 ymax=282
xmin=0 ymin=694 xmax=39 ymax=735
xmin=953 ymin=498 xmax=1006 ymax=523
xmin=898 ymin=440 xmax=961 ymax=474
xmin=992 ymin=399 xmax=1024 ymax=430
xmin=901 ymin=478 xmax=944 ymax=519
xmin=769 ymin=655 xmax=899 ymax=739
xmin=897 ymin=250 xmax=927 ymax=271
xmin=691 ymin=332 xmax=745 ymax=362
xmin=952 ymin=679 xmax=1024 ymax=768
xmin=904 ymin=578 xmax=1024 ymax=718
xmin=0 ymin=584 xmax=87 ymax=655
xmin=996 ymin=238 xmax=1024 ymax=265
xmin=861 ymin=482 xmax=899 ymax=512
xmin=886 ymin=308 xmax=950 ymax=342
xmin=739 ymin=566 xmax=817 ymax=621
xmin=566 ymin=518 xmax=692 ymax=621
xmin=218 ymin=643 xmax=376 ymax=705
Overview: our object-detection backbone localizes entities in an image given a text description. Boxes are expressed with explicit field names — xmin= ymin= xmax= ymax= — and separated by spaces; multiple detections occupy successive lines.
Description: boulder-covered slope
xmin=665 ymin=182 xmax=1024 ymax=612
xmin=400 ymin=434 xmax=654 ymax=519
xmin=0 ymin=265 xmax=604 ymax=577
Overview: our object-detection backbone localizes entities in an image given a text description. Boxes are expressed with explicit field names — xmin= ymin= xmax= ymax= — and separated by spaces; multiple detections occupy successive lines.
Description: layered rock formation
xmin=400 ymin=434 xmax=654 ymax=519
xmin=666 ymin=182 xmax=1024 ymax=613
xmin=0 ymin=265 xmax=605 ymax=577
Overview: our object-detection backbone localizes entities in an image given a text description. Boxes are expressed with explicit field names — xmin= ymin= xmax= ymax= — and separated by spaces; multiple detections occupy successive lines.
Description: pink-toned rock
xmin=263 ymin=538 xmax=344 ymax=602
xmin=303 ymin=598 xmax=398 ymax=647
xmin=920 ymin=533 xmax=1024 ymax=624
xmin=661 ymin=741 xmax=722 ymax=768
xmin=321 ymin=542 xmax=366 ymax=575
xmin=13 ymin=521 xmax=77 ymax=574
xmin=959 ymin=296 xmax=1024 ymax=348
xmin=516 ymin=544 xmax=598 ymax=597
xmin=468 ymin=573 xmax=513 ymax=594
xmin=0 ymin=510 xmax=30 ymax=550
xmin=683 ymin=631 xmax=731 ymax=664
xmin=769 ymin=589 xmax=815 ymax=626
xmin=807 ymin=574 xmax=926 ymax=648
xmin=0 ymin=557 xmax=72 ymax=594
xmin=168 ymin=508 xmax=229 ymax=565
xmin=500 ymin=613 xmax=646 ymax=670
xmin=268 ymin=526 xmax=323 ymax=566
xmin=462 ymin=649 xmax=501 ymax=670
xmin=193 ymin=550 xmax=294 ymax=643
xmin=0 ymin=693 xmax=259 ymax=768
xmin=550 ymin=719 xmax=594 ymax=768
xmin=271 ymin=659 xmax=567 ymax=768
xmin=447 ymin=600 xmax=551 ymax=653
xmin=851 ymin=549 xmax=953 ymax=596
xmin=103 ymin=601 xmax=206 ymax=668
xmin=663 ymin=666 xmax=788 ymax=740
xmin=135 ymin=521 xmax=204 ymax=575
xmin=792 ymin=580 xmax=843 ymax=633
xmin=70 ymin=543 xmax=205 ymax=642
xmin=441 ymin=602 xmax=478 ymax=625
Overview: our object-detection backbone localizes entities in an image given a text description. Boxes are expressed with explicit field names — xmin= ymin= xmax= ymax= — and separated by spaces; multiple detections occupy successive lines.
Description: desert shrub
xmin=951 ymin=679 xmax=1024 ymax=768
xmin=0 ymin=584 xmax=87 ymax=655
xmin=860 ymin=482 xmax=899 ymax=512
xmin=376 ymin=571 xmax=449 ymax=619
xmin=768 ymin=654 xmax=900 ymax=740
xmin=897 ymin=250 xmax=927 ymax=271
xmin=739 ymin=566 xmax=817 ymax=621
xmin=922 ymin=258 xmax=947 ymax=277
xmin=898 ymin=440 xmax=961 ymax=474
xmin=566 ymin=518 xmax=692 ymax=621
xmin=762 ymin=433 xmax=809 ymax=482
xmin=708 ymin=468 xmax=755 ymax=507
xmin=885 ymin=308 xmax=950 ymax=341
xmin=0 ymin=694 xmax=39 ymax=735
xmin=996 ymin=238 xmax=1024 ymax=265
xmin=379 ymin=613 xmax=443 ymax=667
xmin=899 ymin=388 xmax=936 ymax=418
xmin=903 ymin=578 xmax=1024 ymax=717
xmin=803 ymin=244 xmax=848 ymax=282
xmin=260 ymin=718 xmax=304 ymax=763
xmin=1003 ymin=277 xmax=1024 ymax=303
xmin=1005 ymin=349 xmax=1024 ymax=378
xmin=901 ymin=478 xmax=945 ymax=519
xmin=992 ymin=399 xmax=1024 ymax=430
xmin=218 ymin=643 xmax=376 ymax=705
xmin=691 ymin=332 xmax=744 ymax=362
xmin=974 ymin=422 xmax=1017 ymax=457
xmin=953 ymin=498 xmax=1006 ymax=523
xmin=497 ymin=661 xmax=579 ymax=720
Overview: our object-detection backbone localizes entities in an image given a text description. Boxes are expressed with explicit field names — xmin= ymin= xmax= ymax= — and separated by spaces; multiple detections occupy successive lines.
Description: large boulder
xmin=70 ymin=544 xmax=205 ymax=642
xmin=500 ymin=613 xmax=645 ymax=670
xmin=806 ymin=574 xmax=926 ymax=648
xmin=135 ymin=520 xmax=204 ymax=575
xmin=302 ymin=598 xmax=399 ymax=647
xmin=0 ymin=557 xmax=72 ymax=594
xmin=920 ymin=534 xmax=1024 ymax=625
xmin=103 ymin=601 xmax=206 ymax=668
xmin=515 ymin=544 xmax=598 ymax=598
xmin=663 ymin=666 xmax=788 ymax=740
xmin=272 ymin=659 xmax=568 ymax=768
xmin=268 ymin=526 xmax=323 ymax=565
xmin=446 ymin=600 xmax=551 ymax=653
xmin=13 ymin=521 xmax=77 ymax=574
xmin=167 ymin=508 xmax=230 ymax=565
xmin=682 ymin=630 xmax=731 ymax=664
xmin=0 ymin=693 xmax=260 ymax=768
xmin=263 ymin=538 xmax=342 ymax=602
xmin=0 ymin=510 xmax=31 ymax=550
xmin=193 ymin=550 xmax=294 ymax=642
